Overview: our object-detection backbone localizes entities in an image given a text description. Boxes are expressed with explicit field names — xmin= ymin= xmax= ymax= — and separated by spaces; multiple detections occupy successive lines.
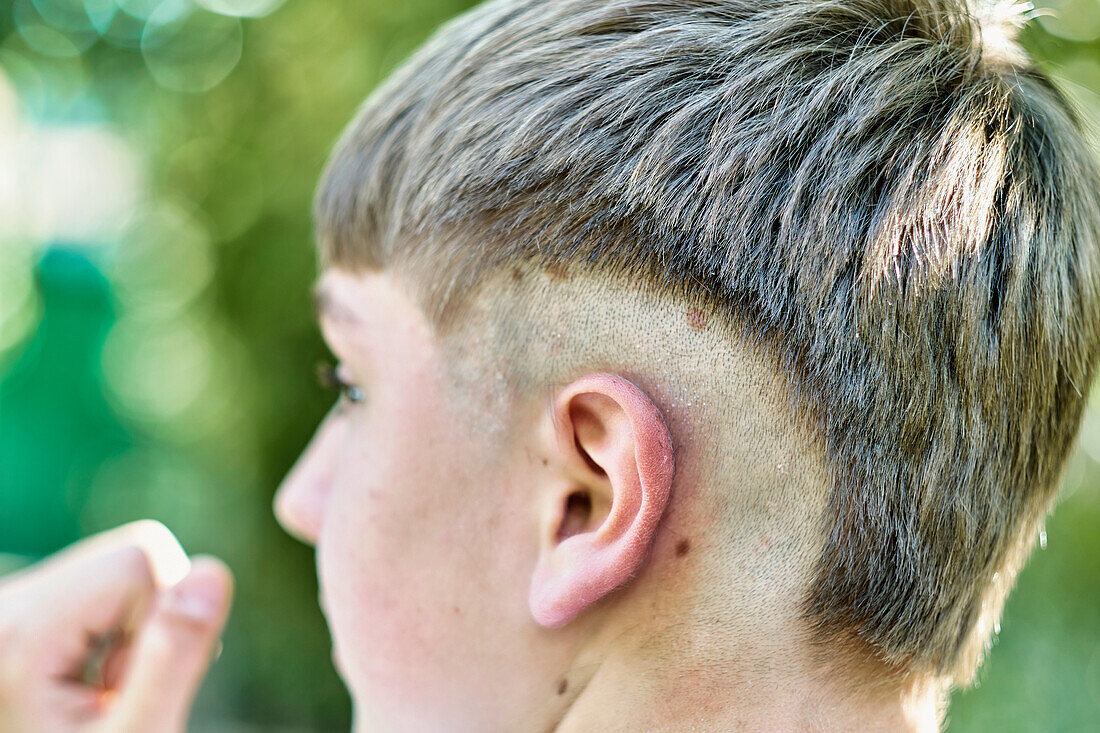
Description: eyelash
xmin=316 ymin=361 xmax=366 ymax=404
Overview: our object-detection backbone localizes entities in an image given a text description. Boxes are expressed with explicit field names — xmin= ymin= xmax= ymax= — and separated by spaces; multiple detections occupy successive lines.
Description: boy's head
xmin=275 ymin=0 xmax=1100 ymax=728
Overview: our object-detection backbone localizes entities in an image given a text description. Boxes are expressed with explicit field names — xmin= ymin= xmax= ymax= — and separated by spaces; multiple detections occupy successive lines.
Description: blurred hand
xmin=0 ymin=521 xmax=233 ymax=733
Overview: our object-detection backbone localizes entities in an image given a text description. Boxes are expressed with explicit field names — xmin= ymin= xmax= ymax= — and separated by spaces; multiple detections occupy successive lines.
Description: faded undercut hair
xmin=314 ymin=0 xmax=1100 ymax=683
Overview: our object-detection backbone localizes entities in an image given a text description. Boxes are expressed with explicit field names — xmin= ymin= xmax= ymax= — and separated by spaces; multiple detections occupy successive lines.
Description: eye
xmin=316 ymin=361 xmax=366 ymax=404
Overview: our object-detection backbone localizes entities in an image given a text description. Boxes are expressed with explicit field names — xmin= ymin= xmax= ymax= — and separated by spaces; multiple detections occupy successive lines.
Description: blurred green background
xmin=0 ymin=1 xmax=1097 ymax=730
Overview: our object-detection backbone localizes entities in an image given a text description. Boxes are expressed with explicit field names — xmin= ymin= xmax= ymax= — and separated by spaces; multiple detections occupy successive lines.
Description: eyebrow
xmin=311 ymin=282 xmax=362 ymax=325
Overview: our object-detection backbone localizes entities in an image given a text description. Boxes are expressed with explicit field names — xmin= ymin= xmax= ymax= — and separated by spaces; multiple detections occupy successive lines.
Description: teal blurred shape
xmin=0 ymin=247 xmax=132 ymax=556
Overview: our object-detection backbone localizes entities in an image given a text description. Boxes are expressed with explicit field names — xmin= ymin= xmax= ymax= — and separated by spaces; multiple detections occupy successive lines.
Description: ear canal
xmin=556 ymin=491 xmax=593 ymax=541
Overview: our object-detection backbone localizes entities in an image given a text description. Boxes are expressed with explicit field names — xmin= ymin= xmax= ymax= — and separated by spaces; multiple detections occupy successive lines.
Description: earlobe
xmin=529 ymin=373 xmax=674 ymax=628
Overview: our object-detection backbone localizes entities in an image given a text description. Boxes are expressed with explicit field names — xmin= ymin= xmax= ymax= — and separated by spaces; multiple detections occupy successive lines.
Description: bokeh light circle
xmin=31 ymin=0 xmax=94 ymax=33
xmin=101 ymin=313 xmax=212 ymax=422
xmin=109 ymin=201 xmax=214 ymax=316
xmin=118 ymin=0 xmax=185 ymax=22
xmin=100 ymin=7 xmax=147 ymax=49
xmin=1037 ymin=0 xmax=1100 ymax=42
xmin=141 ymin=4 xmax=243 ymax=93
xmin=83 ymin=0 xmax=119 ymax=34
xmin=14 ymin=0 xmax=97 ymax=57
xmin=197 ymin=0 xmax=286 ymax=18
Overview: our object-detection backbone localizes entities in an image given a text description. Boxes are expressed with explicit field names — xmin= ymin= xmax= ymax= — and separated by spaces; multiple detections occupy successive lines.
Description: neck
xmin=550 ymin=614 xmax=944 ymax=732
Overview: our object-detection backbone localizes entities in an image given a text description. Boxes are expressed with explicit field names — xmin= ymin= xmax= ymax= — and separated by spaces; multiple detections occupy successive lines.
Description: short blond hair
xmin=314 ymin=0 xmax=1100 ymax=683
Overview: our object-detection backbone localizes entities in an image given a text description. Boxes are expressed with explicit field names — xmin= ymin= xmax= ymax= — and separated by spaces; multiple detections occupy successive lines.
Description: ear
xmin=529 ymin=373 xmax=674 ymax=628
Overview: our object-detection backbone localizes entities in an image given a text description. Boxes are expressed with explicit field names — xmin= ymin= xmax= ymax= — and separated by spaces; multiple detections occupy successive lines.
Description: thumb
xmin=104 ymin=556 xmax=234 ymax=733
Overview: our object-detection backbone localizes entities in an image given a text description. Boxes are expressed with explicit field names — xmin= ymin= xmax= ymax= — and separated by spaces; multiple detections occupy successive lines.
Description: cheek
xmin=314 ymin=409 xmax=534 ymax=716
xmin=312 ymin=352 xmax=557 ymax=729
xmin=317 ymin=441 xmax=440 ymax=682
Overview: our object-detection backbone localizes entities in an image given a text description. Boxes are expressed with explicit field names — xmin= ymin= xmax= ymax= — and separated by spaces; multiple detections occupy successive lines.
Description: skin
xmin=275 ymin=267 xmax=944 ymax=731
xmin=0 ymin=267 xmax=942 ymax=731
xmin=0 ymin=521 xmax=233 ymax=733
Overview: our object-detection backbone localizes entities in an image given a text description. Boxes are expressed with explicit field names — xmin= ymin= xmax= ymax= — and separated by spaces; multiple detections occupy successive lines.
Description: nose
xmin=273 ymin=408 xmax=349 ymax=546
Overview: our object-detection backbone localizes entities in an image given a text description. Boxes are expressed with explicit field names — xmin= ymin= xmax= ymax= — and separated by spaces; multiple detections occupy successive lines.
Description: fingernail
xmin=167 ymin=570 xmax=225 ymax=622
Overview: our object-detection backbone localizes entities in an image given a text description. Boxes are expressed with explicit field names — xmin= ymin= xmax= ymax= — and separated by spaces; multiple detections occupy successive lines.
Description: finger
xmin=100 ymin=634 xmax=134 ymax=691
xmin=1 ymin=520 xmax=190 ymax=637
xmin=106 ymin=556 xmax=233 ymax=733
xmin=51 ymin=520 xmax=191 ymax=588
xmin=1 ymin=545 xmax=153 ymax=692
